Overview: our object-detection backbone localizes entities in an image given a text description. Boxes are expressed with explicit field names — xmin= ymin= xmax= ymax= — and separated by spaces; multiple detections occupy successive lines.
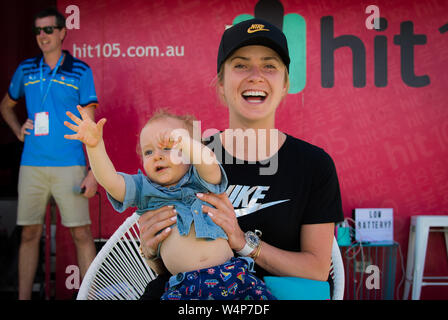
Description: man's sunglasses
xmin=33 ymin=26 xmax=62 ymax=35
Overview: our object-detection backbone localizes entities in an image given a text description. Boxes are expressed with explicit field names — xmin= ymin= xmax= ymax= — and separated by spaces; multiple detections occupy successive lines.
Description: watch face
xmin=246 ymin=231 xmax=259 ymax=248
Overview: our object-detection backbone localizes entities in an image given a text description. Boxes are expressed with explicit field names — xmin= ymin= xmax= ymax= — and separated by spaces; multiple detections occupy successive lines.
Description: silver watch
xmin=236 ymin=230 xmax=262 ymax=256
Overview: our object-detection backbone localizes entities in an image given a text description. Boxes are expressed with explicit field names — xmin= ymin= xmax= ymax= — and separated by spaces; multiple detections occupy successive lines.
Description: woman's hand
xmin=138 ymin=205 xmax=178 ymax=261
xmin=197 ymin=192 xmax=246 ymax=251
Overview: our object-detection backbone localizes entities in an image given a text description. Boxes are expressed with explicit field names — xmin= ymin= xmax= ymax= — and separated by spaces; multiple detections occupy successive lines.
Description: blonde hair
xmin=144 ymin=108 xmax=196 ymax=135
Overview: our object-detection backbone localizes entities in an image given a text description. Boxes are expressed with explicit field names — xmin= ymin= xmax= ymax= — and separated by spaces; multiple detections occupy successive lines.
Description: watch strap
xmin=236 ymin=243 xmax=255 ymax=256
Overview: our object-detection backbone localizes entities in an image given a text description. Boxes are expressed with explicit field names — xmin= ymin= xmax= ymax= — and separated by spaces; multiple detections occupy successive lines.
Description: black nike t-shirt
xmin=139 ymin=132 xmax=344 ymax=299
xmin=207 ymin=133 xmax=344 ymax=279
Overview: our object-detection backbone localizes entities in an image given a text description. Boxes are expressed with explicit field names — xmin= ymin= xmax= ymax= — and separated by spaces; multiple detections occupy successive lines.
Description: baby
xmin=64 ymin=107 xmax=275 ymax=300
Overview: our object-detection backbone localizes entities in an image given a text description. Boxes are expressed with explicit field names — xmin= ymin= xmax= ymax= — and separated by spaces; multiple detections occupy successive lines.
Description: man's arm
xmin=0 ymin=93 xmax=32 ymax=141
xmin=78 ymin=104 xmax=98 ymax=198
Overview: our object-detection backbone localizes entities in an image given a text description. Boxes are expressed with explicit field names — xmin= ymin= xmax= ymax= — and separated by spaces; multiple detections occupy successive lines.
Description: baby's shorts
xmin=161 ymin=257 xmax=276 ymax=300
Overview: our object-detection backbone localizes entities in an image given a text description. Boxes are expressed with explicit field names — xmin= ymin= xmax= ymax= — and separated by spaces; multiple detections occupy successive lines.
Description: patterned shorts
xmin=161 ymin=257 xmax=276 ymax=300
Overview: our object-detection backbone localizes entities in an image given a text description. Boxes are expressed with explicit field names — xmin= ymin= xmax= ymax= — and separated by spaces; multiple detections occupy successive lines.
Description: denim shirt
xmin=107 ymin=164 xmax=228 ymax=240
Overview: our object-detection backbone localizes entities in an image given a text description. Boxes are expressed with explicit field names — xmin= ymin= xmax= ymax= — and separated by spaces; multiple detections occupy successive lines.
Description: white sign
xmin=354 ymin=208 xmax=393 ymax=242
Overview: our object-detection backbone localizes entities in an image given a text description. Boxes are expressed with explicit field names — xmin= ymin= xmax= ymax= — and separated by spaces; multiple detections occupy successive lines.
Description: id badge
xmin=35 ymin=112 xmax=49 ymax=136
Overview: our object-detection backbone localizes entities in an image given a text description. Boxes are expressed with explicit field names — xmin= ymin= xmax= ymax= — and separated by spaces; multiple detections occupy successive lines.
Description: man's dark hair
xmin=34 ymin=7 xmax=66 ymax=28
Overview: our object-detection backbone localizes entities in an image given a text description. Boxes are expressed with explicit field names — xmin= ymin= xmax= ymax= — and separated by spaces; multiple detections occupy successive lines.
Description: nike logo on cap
xmin=247 ymin=24 xmax=270 ymax=33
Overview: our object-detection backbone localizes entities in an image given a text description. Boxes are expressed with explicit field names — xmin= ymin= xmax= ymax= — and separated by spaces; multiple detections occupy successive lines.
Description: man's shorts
xmin=161 ymin=257 xmax=277 ymax=300
xmin=17 ymin=165 xmax=91 ymax=227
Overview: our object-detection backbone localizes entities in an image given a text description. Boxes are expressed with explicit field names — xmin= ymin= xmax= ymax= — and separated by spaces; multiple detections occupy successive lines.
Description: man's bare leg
xmin=18 ymin=224 xmax=43 ymax=300
xmin=69 ymin=225 xmax=96 ymax=279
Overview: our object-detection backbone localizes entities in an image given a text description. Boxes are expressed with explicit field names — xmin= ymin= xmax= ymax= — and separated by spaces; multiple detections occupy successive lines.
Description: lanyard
xmin=39 ymin=53 xmax=64 ymax=108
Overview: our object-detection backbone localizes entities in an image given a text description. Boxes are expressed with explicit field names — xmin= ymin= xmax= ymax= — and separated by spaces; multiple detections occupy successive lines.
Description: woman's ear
xmin=282 ymin=70 xmax=290 ymax=98
xmin=282 ymin=84 xmax=288 ymax=98
xmin=217 ymin=80 xmax=228 ymax=107
xmin=280 ymin=84 xmax=288 ymax=100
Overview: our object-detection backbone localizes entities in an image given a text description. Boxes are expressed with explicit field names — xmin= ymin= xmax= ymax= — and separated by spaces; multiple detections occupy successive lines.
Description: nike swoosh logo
xmin=247 ymin=27 xmax=270 ymax=33
xmin=234 ymin=199 xmax=290 ymax=218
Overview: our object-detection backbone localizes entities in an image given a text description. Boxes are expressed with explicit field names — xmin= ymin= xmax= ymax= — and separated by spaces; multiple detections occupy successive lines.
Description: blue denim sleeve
xmin=106 ymin=172 xmax=140 ymax=213
xmin=191 ymin=163 xmax=228 ymax=194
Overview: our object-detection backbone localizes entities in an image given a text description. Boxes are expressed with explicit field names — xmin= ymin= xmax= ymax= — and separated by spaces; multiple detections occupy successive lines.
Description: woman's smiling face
xmin=218 ymin=45 xmax=289 ymax=128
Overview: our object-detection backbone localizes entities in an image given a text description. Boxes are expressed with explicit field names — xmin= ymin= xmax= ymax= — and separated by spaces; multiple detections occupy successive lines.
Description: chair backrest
xmin=330 ymin=236 xmax=345 ymax=300
xmin=77 ymin=212 xmax=155 ymax=300
xmin=78 ymin=212 xmax=345 ymax=300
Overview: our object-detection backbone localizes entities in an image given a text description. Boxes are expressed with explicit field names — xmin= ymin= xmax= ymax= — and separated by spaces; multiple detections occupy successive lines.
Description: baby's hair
xmin=136 ymin=108 xmax=197 ymax=157
xmin=145 ymin=108 xmax=196 ymax=135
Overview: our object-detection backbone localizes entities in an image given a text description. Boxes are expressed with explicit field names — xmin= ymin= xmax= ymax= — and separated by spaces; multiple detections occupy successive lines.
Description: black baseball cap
xmin=217 ymin=18 xmax=290 ymax=73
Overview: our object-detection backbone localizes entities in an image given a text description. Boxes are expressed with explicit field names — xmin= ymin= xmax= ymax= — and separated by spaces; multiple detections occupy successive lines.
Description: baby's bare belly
xmin=160 ymin=224 xmax=234 ymax=275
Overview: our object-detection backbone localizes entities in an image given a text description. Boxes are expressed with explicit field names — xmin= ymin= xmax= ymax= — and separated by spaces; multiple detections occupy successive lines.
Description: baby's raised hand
xmin=157 ymin=128 xmax=192 ymax=152
xmin=64 ymin=105 xmax=107 ymax=148
xmin=156 ymin=130 xmax=181 ymax=151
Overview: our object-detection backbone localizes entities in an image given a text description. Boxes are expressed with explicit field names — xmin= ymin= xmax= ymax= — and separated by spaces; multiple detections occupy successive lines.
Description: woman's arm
xmin=64 ymin=105 xmax=125 ymax=202
xmin=254 ymin=223 xmax=334 ymax=281
xmin=199 ymin=192 xmax=334 ymax=281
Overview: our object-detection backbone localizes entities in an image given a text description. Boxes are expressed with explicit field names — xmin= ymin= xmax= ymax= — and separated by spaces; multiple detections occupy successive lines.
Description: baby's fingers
xmin=66 ymin=110 xmax=82 ymax=125
xmin=64 ymin=133 xmax=79 ymax=140
xmin=64 ymin=120 xmax=79 ymax=133
xmin=157 ymin=132 xmax=172 ymax=148
xmin=97 ymin=118 xmax=107 ymax=131
xmin=76 ymin=105 xmax=92 ymax=120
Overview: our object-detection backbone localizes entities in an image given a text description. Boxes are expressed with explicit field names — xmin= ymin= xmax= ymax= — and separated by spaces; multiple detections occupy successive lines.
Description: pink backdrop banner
xmin=55 ymin=0 xmax=448 ymax=299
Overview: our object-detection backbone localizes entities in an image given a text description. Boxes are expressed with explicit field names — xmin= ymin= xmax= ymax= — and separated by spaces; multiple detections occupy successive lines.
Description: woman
xmin=138 ymin=18 xmax=344 ymax=299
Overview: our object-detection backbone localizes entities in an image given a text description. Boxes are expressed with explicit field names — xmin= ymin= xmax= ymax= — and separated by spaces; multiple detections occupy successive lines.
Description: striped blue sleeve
xmin=78 ymin=66 xmax=98 ymax=107
xmin=8 ymin=65 xmax=25 ymax=101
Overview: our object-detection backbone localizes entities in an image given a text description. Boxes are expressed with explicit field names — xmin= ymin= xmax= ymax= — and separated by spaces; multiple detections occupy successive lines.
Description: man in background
xmin=0 ymin=7 xmax=98 ymax=299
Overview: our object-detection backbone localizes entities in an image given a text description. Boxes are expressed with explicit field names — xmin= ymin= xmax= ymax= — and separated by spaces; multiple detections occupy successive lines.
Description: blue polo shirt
xmin=8 ymin=50 xmax=98 ymax=166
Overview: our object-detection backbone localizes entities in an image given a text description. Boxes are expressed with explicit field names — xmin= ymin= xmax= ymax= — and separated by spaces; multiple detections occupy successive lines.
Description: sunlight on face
xmin=218 ymin=45 xmax=288 ymax=128
xmin=139 ymin=117 xmax=191 ymax=187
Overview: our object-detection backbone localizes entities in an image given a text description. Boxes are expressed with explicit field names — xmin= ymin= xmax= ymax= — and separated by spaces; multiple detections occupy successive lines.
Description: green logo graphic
xmin=233 ymin=4 xmax=306 ymax=94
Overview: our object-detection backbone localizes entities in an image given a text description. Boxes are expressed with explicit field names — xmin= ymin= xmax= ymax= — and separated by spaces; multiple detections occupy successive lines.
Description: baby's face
xmin=140 ymin=118 xmax=190 ymax=187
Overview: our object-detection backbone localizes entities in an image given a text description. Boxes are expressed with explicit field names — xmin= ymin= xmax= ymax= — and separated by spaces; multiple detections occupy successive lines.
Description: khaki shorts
xmin=17 ymin=165 xmax=91 ymax=227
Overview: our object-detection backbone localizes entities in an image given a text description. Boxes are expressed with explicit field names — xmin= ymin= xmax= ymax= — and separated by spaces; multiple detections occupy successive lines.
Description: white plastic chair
xmin=330 ymin=235 xmax=345 ymax=300
xmin=77 ymin=212 xmax=345 ymax=300
xmin=77 ymin=212 xmax=157 ymax=300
